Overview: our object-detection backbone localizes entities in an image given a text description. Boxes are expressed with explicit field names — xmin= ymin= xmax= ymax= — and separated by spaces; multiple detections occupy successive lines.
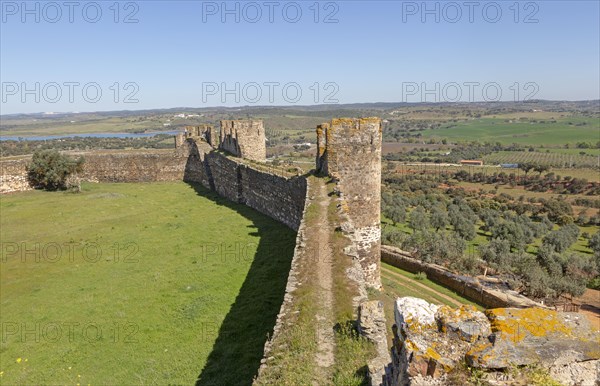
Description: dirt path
xmin=313 ymin=179 xmax=335 ymax=383
xmin=381 ymin=266 xmax=464 ymax=308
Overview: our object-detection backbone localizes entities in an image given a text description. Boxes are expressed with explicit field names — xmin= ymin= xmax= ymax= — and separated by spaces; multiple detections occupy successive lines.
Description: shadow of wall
xmin=186 ymin=182 xmax=296 ymax=386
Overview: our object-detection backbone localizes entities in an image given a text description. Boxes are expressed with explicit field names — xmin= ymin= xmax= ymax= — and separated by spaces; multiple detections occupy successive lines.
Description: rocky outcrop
xmin=385 ymin=297 xmax=600 ymax=386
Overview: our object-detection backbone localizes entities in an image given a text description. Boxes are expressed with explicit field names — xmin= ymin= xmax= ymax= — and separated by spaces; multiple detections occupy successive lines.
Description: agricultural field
xmin=541 ymin=148 xmax=600 ymax=156
xmin=388 ymin=162 xmax=600 ymax=183
xmin=0 ymin=182 xmax=296 ymax=385
xmin=483 ymin=151 xmax=599 ymax=168
xmin=419 ymin=115 xmax=599 ymax=146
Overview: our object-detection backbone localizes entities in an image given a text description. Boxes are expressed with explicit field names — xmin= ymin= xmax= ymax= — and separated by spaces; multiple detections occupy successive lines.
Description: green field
xmin=483 ymin=151 xmax=599 ymax=168
xmin=0 ymin=182 xmax=296 ymax=385
xmin=421 ymin=116 xmax=599 ymax=146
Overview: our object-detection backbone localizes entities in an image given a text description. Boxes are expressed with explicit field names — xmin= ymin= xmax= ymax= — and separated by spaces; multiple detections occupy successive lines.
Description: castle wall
xmin=182 ymin=138 xmax=215 ymax=189
xmin=255 ymin=177 xmax=313 ymax=381
xmin=219 ymin=120 xmax=266 ymax=162
xmin=240 ymin=165 xmax=307 ymax=231
xmin=202 ymin=151 xmax=307 ymax=231
xmin=80 ymin=151 xmax=187 ymax=182
xmin=205 ymin=152 xmax=243 ymax=203
xmin=315 ymin=123 xmax=328 ymax=172
xmin=0 ymin=150 xmax=187 ymax=193
xmin=318 ymin=118 xmax=383 ymax=289
xmin=1 ymin=146 xmax=305 ymax=232
xmin=185 ymin=124 xmax=216 ymax=147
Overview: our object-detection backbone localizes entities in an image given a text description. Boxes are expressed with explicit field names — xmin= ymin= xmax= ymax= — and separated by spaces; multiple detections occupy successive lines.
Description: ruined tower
xmin=316 ymin=118 xmax=382 ymax=289
xmin=219 ymin=120 xmax=266 ymax=162
xmin=185 ymin=124 xmax=216 ymax=146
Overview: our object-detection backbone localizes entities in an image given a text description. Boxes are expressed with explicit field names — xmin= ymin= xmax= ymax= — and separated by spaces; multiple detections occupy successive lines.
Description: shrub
xmin=27 ymin=150 xmax=84 ymax=191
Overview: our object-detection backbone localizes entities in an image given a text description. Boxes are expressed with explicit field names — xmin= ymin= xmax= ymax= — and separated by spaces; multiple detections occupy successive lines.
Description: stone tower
xmin=316 ymin=118 xmax=382 ymax=289
xmin=219 ymin=120 xmax=266 ymax=162
xmin=185 ymin=124 xmax=216 ymax=147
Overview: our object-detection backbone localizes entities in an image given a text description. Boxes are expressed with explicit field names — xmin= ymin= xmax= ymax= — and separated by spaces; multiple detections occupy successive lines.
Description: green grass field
xmin=421 ymin=116 xmax=599 ymax=146
xmin=0 ymin=182 xmax=296 ymax=385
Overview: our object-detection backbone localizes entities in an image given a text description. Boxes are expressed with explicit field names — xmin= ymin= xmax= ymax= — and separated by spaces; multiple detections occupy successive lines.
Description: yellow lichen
xmin=425 ymin=347 xmax=441 ymax=361
xmin=486 ymin=307 xmax=574 ymax=343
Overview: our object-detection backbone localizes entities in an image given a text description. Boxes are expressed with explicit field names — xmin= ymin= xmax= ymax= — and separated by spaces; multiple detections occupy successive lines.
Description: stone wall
xmin=199 ymin=151 xmax=307 ymax=231
xmin=219 ymin=120 xmax=266 ymax=162
xmin=0 ymin=158 xmax=31 ymax=193
xmin=381 ymin=245 xmax=544 ymax=309
xmin=240 ymin=166 xmax=307 ymax=231
xmin=182 ymin=138 xmax=215 ymax=188
xmin=80 ymin=151 xmax=187 ymax=182
xmin=315 ymin=123 xmax=328 ymax=171
xmin=204 ymin=152 xmax=244 ymax=203
xmin=0 ymin=150 xmax=188 ymax=193
xmin=317 ymin=118 xmax=383 ymax=289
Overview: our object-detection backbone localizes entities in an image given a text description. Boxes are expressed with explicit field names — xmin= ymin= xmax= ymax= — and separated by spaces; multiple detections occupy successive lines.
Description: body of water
xmin=0 ymin=130 xmax=182 ymax=141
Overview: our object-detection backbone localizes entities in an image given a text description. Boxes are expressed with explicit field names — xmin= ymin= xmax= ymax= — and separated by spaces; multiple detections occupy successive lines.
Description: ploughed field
xmin=0 ymin=182 xmax=296 ymax=385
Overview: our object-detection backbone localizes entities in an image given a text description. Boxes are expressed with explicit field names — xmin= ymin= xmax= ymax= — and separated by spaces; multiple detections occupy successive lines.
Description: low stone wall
xmin=381 ymin=245 xmax=543 ymax=309
xmin=79 ymin=151 xmax=187 ymax=182
xmin=0 ymin=150 xmax=187 ymax=194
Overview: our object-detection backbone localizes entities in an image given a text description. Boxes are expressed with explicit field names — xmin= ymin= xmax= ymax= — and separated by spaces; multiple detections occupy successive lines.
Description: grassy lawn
xmin=0 ymin=182 xmax=296 ymax=385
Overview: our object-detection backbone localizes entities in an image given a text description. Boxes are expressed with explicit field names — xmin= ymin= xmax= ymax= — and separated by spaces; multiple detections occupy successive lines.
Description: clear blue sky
xmin=1 ymin=0 xmax=599 ymax=114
